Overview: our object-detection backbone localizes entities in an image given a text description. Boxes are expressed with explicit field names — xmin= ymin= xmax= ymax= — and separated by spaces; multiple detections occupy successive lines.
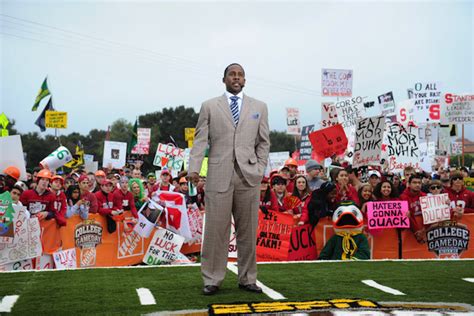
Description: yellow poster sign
xmin=45 ymin=111 xmax=68 ymax=129
xmin=184 ymin=128 xmax=195 ymax=141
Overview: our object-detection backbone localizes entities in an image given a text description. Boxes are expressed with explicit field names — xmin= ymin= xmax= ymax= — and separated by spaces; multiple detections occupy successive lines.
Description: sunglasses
xmin=430 ymin=185 xmax=441 ymax=190
xmin=452 ymin=176 xmax=463 ymax=181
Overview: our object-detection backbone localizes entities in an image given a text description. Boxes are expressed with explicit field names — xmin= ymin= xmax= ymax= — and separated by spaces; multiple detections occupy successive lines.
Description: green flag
xmin=129 ymin=118 xmax=138 ymax=154
xmin=32 ymin=77 xmax=50 ymax=111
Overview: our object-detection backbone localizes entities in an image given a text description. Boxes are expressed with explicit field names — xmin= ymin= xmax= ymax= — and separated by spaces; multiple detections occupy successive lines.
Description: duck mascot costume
xmin=319 ymin=202 xmax=370 ymax=260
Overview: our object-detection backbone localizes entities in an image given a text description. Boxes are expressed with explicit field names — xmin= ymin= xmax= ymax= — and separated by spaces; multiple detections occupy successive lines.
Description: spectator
xmin=427 ymin=179 xmax=444 ymax=196
xmin=374 ymin=180 xmax=400 ymax=201
xmin=95 ymin=170 xmax=106 ymax=188
xmin=113 ymin=176 xmax=138 ymax=218
xmin=131 ymin=168 xmax=142 ymax=179
xmin=300 ymin=182 xmax=337 ymax=226
xmin=305 ymin=160 xmax=325 ymax=191
xmin=284 ymin=158 xmax=299 ymax=193
xmin=1 ymin=166 xmax=20 ymax=193
xmin=130 ymin=177 xmax=148 ymax=211
xmin=96 ymin=179 xmax=121 ymax=233
xmin=176 ymin=177 xmax=194 ymax=205
xmin=446 ymin=171 xmax=474 ymax=220
xmin=392 ymin=174 xmax=403 ymax=194
xmin=268 ymin=174 xmax=296 ymax=214
xmin=154 ymin=169 xmax=175 ymax=192
xmin=146 ymin=172 xmax=158 ymax=198
xmin=65 ymin=185 xmax=88 ymax=219
xmin=346 ymin=165 xmax=363 ymax=191
xmin=421 ymin=172 xmax=431 ymax=194
xmin=292 ymin=175 xmax=311 ymax=216
xmin=50 ymin=175 xmax=67 ymax=226
xmin=20 ymin=169 xmax=55 ymax=222
xmin=87 ymin=172 xmax=98 ymax=193
xmin=367 ymin=170 xmax=381 ymax=190
xmin=400 ymin=173 xmax=426 ymax=243
xmin=357 ymin=183 xmax=373 ymax=214
xmin=10 ymin=181 xmax=27 ymax=209
xmin=460 ymin=167 xmax=469 ymax=178
xmin=334 ymin=168 xmax=359 ymax=206
xmin=259 ymin=177 xmax=272 ymax=211
xmin=77 ymin=174 xmax=98 ymax=216
xmin=64 ymin=176 xmax=76 ymax=191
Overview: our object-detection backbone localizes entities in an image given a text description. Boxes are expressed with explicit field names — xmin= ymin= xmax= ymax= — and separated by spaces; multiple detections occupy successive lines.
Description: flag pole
xmin=462 ymin=124 xmax=465 ymax=167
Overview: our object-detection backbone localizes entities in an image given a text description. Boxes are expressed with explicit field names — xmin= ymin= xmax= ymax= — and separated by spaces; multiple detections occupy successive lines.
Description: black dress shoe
xmin=238 ymin=283 xmax=263 ymax=293
xmin=203 ymin=285 xmax=219 ymax=295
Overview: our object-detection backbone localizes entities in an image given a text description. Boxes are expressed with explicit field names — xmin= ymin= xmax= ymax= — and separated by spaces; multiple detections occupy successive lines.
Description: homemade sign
xmin=299 ymin=125 xmax=314 ymax=161
xmin=395 ymin=99 xmax=415 ymax=127
xmin=420 ymin=193 xmax=451 ymax=225
xmin=408 ymin=82 xmax=441 ymax=124
xmin=0 ymin=135 xmax=27 ymax=181
xmin=384 ymin=123 xmax=420 ymax=172
xmin=134 ymin=200 xmax=163 ymax=238
xmin=286 ymin=107 xmax=300 ymax=135
xmin=267 ymin=151 xmax=290 ymax=171
xmin=131 ymin=128 xmax=151 ymax=155
xmin=143 ymin=228 xmax=184 ymax=265
xmin=0 ymin=192 xmax=16 ymax=243
xmin=320 ymin=102 xmax=338 ymax=128
xmin=103 ymin=141 xmax=127 ymax=169
xmin=352 ymin=116 xmax=385 ymax=167
xmin=378 ymin=91 xmax=396 ymax=119
xmin=465 ymin=177 xmax=474 ymax=192
xmin=321 ymin=68 xmax=353 ymax=97
xmin=45 ymin=111 xmax=68 ymax=129
xmin=152 ymin=191 xmax=192 ymax=240
xmin=362 ymin=99 xmax=382 ymax=118
xmin=53 ymin=248 xmax=77 ymax=269
xmin=287 ymin=224 xmax=317 ymax=261
xmin=418 ymin=141 xmax=436 ymax=172
xmin=308 ymin=124 xmax=348 ymax=161
xmin=186 ymin=203 xmax=203 ymax=245
xmin=40 ymin=146 xmax=73 ymax=170
xmin=334 ymin=96 xmax=367 ymax=133
xmin=153 ymin=143 xmax=185 ymax=172
xmin=256 ymin=211 xmax=293 ymax=261
xmin=366 ymin=201 xmax=409 ymax=229
xmin=441 ymin=93 xmax=474 ymax=124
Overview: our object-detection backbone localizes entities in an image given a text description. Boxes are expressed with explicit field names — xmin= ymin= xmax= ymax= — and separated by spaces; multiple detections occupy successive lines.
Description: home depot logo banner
xmin=74 ymin=220 xmax=103 ymax=267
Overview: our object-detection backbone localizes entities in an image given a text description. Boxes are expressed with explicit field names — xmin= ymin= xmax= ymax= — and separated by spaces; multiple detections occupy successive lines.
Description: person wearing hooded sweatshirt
xmin=65 ymin=185 xmax=88 ymax=219
xmin=113 ymin=176 xmax=138 ymax=218
xmin=446 ymin=171 xmax=474 ymax=220
xmin=20 ymin=169 xmax=55 ymax=222
xmin=96 ymin=179 xmax=121 ymax=233
xmin=50 ymin=175 xmax=67 ymax=227
xmin=299 ymin=182 xmax=337 ymax=226
xmin=400 ymin=173 xmax=426 ymax=243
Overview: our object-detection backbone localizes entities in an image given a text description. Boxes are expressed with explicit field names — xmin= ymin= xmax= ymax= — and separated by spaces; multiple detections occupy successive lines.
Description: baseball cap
xmin=368 ymin=170 xmax=381 ymax=178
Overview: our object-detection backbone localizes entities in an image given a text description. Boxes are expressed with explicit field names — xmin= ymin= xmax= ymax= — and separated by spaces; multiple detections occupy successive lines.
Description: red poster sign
xmin=256 ymin=211 xmax=293 ymax=262
xmin=308 ymin=124 xmax=348 ymax=161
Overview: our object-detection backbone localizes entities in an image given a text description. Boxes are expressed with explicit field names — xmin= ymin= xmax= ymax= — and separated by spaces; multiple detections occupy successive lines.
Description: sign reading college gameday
xmin=352 ymin=115 xmax=385 ymax=167
xmin=131 ymin=128 xmax=151 ymax=155
xmin=408 ymin=82 xmax=441 ymax=124
xmin=321 ymin=68 xmax=353 ymax=97
xmin=441 ymin=93 xmax=474 ymax=124
xmin=45 ymin=111 xmax=68 ymax=129
xmin=153 ymin=143 xmax=185 ymax=172
xmin=308 ymin=124 xmax=348 ymax=161
xmin=366 ymin=201 xmax=409 ymax=229
xmin=426 ymin=223 xmax=470 ymax=258
xmin=299 ymin=125 xmax=314 ymax=161
xmin=384 ymin=123 xmax=420 ymax=172
xmin=320 ymin=102 xmax=338 ymax=128
xmin=420 ymin=193 xmax=451 ymax=225
xmin=143 ymin=228 xmax=184 ymax=265
xmin=286 ymin=107 xmax=300 ymax=135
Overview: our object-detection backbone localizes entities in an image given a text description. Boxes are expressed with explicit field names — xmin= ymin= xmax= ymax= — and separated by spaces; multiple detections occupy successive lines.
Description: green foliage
xmin=269 ymin=130 xmax=298 ymax=154
xmin=450 ymin=154 xmax=473 ymax=168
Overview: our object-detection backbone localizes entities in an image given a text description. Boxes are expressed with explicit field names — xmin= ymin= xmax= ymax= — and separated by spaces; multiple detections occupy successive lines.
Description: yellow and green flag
xmin=32 ymin=77 xmax=50 ymax=111
xmin=64 ymin=142 xmax=84 ymax=168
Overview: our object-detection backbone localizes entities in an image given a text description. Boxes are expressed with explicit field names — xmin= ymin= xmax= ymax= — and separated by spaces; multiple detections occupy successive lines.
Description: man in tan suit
xmin=188 ymin=63 xmax=270 ymax=295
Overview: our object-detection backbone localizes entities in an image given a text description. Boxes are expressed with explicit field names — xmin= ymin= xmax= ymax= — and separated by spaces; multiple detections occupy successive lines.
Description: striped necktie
xmin=229 ymin=96 xmax=240 ymax=125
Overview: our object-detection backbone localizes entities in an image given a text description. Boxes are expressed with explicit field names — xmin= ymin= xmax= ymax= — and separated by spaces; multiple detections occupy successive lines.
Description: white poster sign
xmin=103 ymin=141 xmax=127 ymax=169
xmin=53 ymin=248 xmax=77 ymax=269
xmin=0 ymin=135 xmax=27 ymax=181
xmin=419 ymin=141 xmax=436 ymax=172
xmin=420 ymin=193 xmax=451 ymax=225
xmin=267 ymin=152 xmax=290 ymax=171
xmin=378 ymin=91 xmax=396 ymax=119
xmin=409 ymin=82 xmax=442 ymax=124
xmin=143 ymin=228 xmax=185 ymax=265
xmin=353 ymin=116 xmax=385 ymax=168
xmin=395 ymin=99 xmax=415 ymax=127
xmin=131 ymin=128 xmax=152 ymax=155
xmin=321 ymin=68 xmax=353 ymax=97
xmin=320 ymin=102 xmax=338 ymax=128
xmin=384 ymin=123 xmax=420 ymax=172
xmin=286 ymin=107 xmax=300 ymax=135
xmin=441 ymin=93 xmax=474 ymax=124
xmin=153 ymin=143 xmax=185 ymax=173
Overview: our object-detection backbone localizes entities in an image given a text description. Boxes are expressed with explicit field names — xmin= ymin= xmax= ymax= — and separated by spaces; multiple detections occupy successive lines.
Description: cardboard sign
xmin=45 ymin=111 xmax=68 ymax=129
xmin=256 ymin=211 xmax=293 ymax=262
xmin=131 ymin=128 xmax=151 ymax=155
xmin=367 ymin=201 xmax=409 ymax=229
xmin=362 ymin=100 xmax=382 ymax=119
xmin=228 ymin=216 xmax=237 ymax=258
xmin=320 ymin=102 xmax=338 ymax=128
xmin=267 ymin=151 xmax=290 ymax=171
xmin=0 ymin=191 xmax=16 ymax=243
xmin=420 ymin=193 xmax=451 ymax=225
xmin=153 ymin=143 xmax=185 ymax=172
xmin=40 ymin=146 xmax=73 ymax=170
xmin=378 ymin=91 xmax=396 ymax=120
xmin=321 ymin=68 xmax=353 ymax=97
xmin=418 ymin=141 xmax=436 ymax=172
xmin=186 ymin=203 xmax=203 ymax=245
xmin=384 ymin=123 xmax=420 ymax=172
xmin=334 ymin=96 xmax=367 ymax=134
xmin=143 ymin=228 xmax=184 ymax=265
xmin=103 ymin=141 xmax=127 ymax=169
xmin=286 ymin=108 xmax=300 ymax=135
xmin=0 ymin=135 xmax=27 ymax=181
xmin=53 ymin=248 xmax=77 ymax=269
xmin=308 ymin=124 xmax=348 ymax=161
xmin=134 ymin=200 xmax=164 ymax=238
xmin=299 ymin=125 xmax=314 ymax=161
xmin=426 ymin=223 xmax=470 ymax=258
xmin=152 ymin=191 xmax=192 ymax=240
xmin=395 ymin=99 xmax=415 ymax=127
xmin=408 ymin=82 xmax=442 ymax=124
xmin=352 ymin=116 xmax=385 ymax=167
xmin=184 ymin=128 xmax=195 ymax=141
xmin=287 ymin=224 xmax=317 ymax=261
xmin=441 ymin=93 xmax=474 ymax=124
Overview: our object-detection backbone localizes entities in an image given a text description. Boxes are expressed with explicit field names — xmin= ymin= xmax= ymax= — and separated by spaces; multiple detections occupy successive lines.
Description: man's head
xmin=403 ymin=166 xmax=416 ymax=181
xmin=95 ymin=170 xmax=106 ymax=185
xmin=284 ymin=158 xmax=298 ymax=177
xmin=78 ymin=175 xmax=90 ymax=192
xmin=100 ymin=179 xmax=114 ymax=194
xmin=160 ymin=170 xmax=171 ymax=185
xmin=305 ymin=159 xmax=322 ymax=178
xmin=408 ymin=173 xmax=423 ymax=193
xmin=132 ymin=169 xmax=142 ymax=179
xmin=50 ymin=175 xmax=64 ymax=191
xmin=367 ymin=170 xmax=381 ymax=188
xmin=119 ymin=176 xmax=130 ymax=191
xmin=223 ymin=63 xmax=246 ymax=95
xmin=147 ymin=172 xmax=156 ymax=185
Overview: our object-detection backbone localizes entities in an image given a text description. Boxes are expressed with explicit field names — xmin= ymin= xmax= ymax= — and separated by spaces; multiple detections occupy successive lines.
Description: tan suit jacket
xmin=189 ymin=94 xmax=270 ymax=190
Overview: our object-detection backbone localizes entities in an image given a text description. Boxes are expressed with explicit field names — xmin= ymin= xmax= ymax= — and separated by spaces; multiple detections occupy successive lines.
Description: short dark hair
xmin=223 ymin=63 xmax=245 ymax=77
xmin=408 ymin=173 xmax=423 ymax=183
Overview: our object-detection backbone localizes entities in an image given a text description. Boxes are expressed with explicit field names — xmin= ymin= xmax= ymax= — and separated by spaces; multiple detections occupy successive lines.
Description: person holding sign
xmin=446 ymin=171 xmax=474 ymax=220
xmin=400 ymin=174 xmax=426 ymax=243
xmin=188 ymin=63 xmax=270 ymax=296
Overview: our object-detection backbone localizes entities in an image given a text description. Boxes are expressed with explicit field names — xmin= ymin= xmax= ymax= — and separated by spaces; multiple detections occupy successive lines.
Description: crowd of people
xmin=1 ymin=157 xmax=473 ymax=247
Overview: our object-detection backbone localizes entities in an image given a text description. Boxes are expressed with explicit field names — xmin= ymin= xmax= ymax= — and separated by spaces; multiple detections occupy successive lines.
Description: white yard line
xmin=136 ymin=288 xmax=157 ymax=305
xmin=0 ymin=295 xmax=20 ymax=313
xmin=226 ymin=263 xmax=286 ymax=300
xmin=362 ymin=280 xmax=406 ymax=295
xmin=462 ymin=278 xmax=474 ymax=283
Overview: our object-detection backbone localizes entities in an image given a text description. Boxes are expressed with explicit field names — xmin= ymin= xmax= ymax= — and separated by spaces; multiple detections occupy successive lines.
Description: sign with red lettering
xmin=420 ymin=193 xmax=451 ymax=225
xmin=353 ymin=116 xmax=385 ymax=167
xmin=320 ymin=102 xmax=338 ymax=128
xmin=53 ymin=248 xmax=77 ymax=269
xmin=131 ymin=128 xmax=151 ymax=155
xmin=153 ymin=143 xmax=185 ymax=172
xmin=287 ymin=224 xmax=317 ymax=261
xmin=308 ymin=124 xmax=348 ymax=161
xmin=441 ymin=93 xmax=474 ymax=124
xmin=321 ymin=68 xmax=353 ymax=97
xmin=367 ymin=201 xmax=409 ymax=229
xmin=408 ymin=82 xmax=442 ymax=124
xmin=143 ymin=228 xmax=184 ymax=265
xmin=256 ymin=211 xmax=293 ymax=262
xmin=383 ymin=123 xmax=420 ymax=172
xmin=286 ymin=107 xmax=300 ymax=135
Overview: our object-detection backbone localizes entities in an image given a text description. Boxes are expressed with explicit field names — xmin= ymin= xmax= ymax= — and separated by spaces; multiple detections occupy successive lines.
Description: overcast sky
xmin=1 ymin=0 xmax=473 ymax=137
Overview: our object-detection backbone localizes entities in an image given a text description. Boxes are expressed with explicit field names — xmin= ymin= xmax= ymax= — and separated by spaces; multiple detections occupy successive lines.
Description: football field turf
xmin=1 ymin=260 xmax=474 ymax=315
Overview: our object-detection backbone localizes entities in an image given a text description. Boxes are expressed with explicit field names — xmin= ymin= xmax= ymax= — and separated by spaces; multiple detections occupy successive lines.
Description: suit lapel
xmin=217 ymin=94 xmax=235 ymax=127
xmin=237 ymin=94 xmax=251 ymax=132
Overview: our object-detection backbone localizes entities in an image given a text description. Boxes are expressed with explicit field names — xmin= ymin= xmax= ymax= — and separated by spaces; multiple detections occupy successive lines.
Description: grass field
xmin=1 ymin=260 xmax=474 ymax=315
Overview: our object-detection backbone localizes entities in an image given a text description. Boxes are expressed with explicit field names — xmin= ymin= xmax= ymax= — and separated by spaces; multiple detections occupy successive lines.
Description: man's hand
xmin=187 ymin=172 xmax=200 ymax=185
xmin=35 ymin=211 xmax=48 ymax=220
